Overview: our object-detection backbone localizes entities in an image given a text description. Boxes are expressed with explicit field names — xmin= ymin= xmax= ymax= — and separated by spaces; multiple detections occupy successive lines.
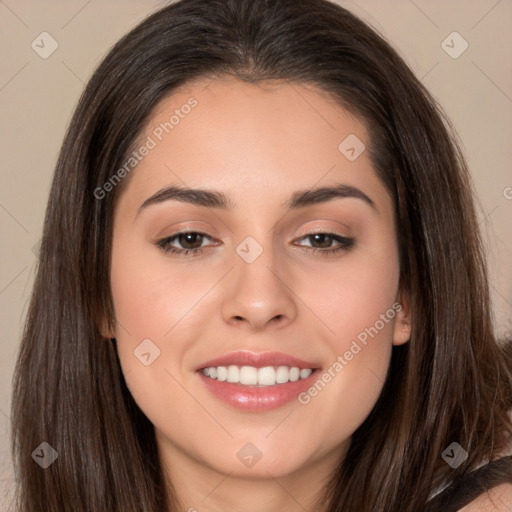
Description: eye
xmin=156 ymin=231 xmax=355 ymax=257
xmin=156 ymin=231 xmax=217 ymax=256
xmin=293 ymin=233 xmax=355 ymax=255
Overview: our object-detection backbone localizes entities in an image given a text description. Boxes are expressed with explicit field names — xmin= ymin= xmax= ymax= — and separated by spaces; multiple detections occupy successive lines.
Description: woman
xmin=11 ymin=0 xmax=512 ymax=510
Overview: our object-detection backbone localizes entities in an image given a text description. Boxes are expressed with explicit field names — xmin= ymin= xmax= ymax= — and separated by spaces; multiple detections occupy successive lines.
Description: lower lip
xmin=198 ymin=371 xmax=319 ymax=412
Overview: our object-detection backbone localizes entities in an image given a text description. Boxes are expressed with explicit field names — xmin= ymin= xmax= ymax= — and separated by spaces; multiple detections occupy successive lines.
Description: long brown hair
xmin=11 ymin=0 xmax=512 ymax=510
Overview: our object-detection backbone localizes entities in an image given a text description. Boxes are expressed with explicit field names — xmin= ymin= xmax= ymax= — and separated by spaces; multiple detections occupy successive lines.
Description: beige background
xmin=1 ymin=0 xmax=511 ymax=508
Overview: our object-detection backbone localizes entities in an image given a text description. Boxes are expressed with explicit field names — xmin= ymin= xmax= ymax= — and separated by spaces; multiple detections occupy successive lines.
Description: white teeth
xmin=216 ymin=366 xmax=227 ymax=381
xmin=299 ymin=368 xmax=312 ymax=379
xmin=275 ymin=366 xmax=290 ymax=384
xmin=227 ymin=365 xmax=240 ymax=383
xmin=289 ymin=367 xmax=300 ymax=382
xmin=240 ymin=366 xmax=258 ymax=385
xmin=257 ymin=366 xmax=276 ymax=386
xmin=202 ymin=365 xmax=314 ymax=386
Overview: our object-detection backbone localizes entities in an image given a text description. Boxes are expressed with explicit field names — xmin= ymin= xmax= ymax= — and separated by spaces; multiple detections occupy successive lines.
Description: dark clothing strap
xmin=424 ymin=455 xmax=512 ymax=511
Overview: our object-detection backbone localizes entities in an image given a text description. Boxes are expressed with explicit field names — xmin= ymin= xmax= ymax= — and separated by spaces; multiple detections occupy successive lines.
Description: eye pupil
xmin=180 ymin=233 xmax=203 ymax=249
xmin=311 ymin=234 xmax=332 ymax=248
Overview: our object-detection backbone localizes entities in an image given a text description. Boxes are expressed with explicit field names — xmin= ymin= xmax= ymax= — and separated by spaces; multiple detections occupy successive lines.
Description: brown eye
xmin=309 ymin=233 xmax=335 ymax=249
xmin=175 ymin=232 xmax=205 ymax=249
xmin=294 ymin=233 xmax=355 ymax=255
xmin=156 ymin=231 xmax=215 ymax=256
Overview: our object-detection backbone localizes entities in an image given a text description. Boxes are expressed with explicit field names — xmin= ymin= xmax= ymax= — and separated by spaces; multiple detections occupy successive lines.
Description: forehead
xmin=116 ymin=77 xmax=390 ymax=216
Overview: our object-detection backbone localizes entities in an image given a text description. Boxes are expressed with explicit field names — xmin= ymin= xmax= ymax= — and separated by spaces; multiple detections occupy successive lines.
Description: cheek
xmin=109 ymin=228 xmax=215 ymax=344
xmin=108 ymin=232 xmax=198 ymax=389
xmin=108 ymin=246 xmax=209 ymax=432
xmin=291 ymin=240 xmax=399 ymax=439
xmin=296 ymin=239 xmax=400 ymax=350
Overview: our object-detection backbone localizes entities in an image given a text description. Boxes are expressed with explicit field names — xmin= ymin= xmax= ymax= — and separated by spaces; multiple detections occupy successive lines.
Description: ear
xmin=392 ymin=287 xmax=412 ymax=346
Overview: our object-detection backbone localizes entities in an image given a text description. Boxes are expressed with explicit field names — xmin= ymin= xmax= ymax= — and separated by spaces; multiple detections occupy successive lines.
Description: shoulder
xmin=458 ymin=483 xmax=512 ymax=511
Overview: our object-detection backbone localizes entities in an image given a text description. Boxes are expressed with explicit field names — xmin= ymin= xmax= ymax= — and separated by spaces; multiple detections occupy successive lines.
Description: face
xmin=108 ymin=77 xmax=411 ymax=482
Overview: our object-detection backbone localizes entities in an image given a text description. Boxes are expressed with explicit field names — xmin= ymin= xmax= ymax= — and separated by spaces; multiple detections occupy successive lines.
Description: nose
xmin=221 ymin=241 xmax=298 ymax=331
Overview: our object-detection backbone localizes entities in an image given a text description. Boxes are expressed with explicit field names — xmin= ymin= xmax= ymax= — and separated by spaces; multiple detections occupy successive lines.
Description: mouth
xmin=196 ymin=351 xmax=321 ymax=411
xmin=201 ymin=365 xmax=314 ymax=386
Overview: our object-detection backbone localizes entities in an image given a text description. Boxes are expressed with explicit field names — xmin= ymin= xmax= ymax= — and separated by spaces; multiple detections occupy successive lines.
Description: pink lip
xmin=196 ymin=350 xmax=321 ymax=412
xmin=196 ymin=350 xmax=320 ymax=371
xmin=198 ymin=371 xmax=319 ymax=411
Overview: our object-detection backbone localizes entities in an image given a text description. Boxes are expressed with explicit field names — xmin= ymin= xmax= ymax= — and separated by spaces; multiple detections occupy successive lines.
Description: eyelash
xmin=156 ymin=230 xmax=355 ymax=257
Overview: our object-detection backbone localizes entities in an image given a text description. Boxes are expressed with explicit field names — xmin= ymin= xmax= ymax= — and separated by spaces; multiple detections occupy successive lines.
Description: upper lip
xmin=196 ymin=350 xmax=321 ymax=371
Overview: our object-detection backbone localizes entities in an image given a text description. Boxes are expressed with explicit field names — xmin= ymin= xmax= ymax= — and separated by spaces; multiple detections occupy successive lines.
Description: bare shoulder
xmin=459 ymin=483 xmax=512 ymax=511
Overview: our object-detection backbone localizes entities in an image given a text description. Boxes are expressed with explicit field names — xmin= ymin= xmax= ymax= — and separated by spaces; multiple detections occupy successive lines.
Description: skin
xmin=108 ymin=77 xmax=412 ymax=512
xmin=461 ymin=484 xmax=512 ymax=511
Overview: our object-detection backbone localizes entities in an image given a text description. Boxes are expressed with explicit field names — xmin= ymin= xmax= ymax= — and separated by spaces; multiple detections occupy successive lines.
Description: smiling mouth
xmin=200 ymin=365 xmax=315 ymax=386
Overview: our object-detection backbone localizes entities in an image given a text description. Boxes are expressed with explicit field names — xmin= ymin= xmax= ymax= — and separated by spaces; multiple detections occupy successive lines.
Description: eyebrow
xmin=137 ymin=182 xmax=377 ymax=216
